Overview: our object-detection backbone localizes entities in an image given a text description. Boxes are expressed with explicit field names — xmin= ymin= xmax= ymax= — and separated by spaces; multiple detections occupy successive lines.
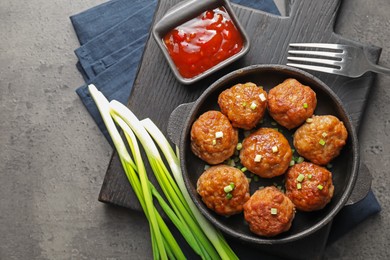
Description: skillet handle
xmin=345 ymin=163 xmax=372 ymax=206
xmin=167 ymin=102 xmax=194 ymax=146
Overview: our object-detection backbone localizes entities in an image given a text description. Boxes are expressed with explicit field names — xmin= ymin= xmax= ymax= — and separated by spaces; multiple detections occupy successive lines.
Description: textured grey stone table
xmin=1 ymin=0 xmax=389 ymax=259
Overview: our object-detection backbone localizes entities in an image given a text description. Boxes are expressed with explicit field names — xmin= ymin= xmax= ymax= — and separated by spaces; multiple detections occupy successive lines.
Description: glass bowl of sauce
xmin=153 ymin=0 xmax=250 ymax=85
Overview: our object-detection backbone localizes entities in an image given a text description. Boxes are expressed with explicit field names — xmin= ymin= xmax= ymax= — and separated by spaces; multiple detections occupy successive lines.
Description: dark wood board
xmin=98 ymin=0 xmax=381 ymax=258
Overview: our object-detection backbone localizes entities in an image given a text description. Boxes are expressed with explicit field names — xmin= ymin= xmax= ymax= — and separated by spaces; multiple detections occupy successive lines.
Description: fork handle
xmin=369 ymin=62 xmax=390 ymax=76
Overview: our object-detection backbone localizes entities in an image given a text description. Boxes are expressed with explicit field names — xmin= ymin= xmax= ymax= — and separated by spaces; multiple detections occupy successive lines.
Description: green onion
xmin=317 ymin=185 xmax=324 ymax=190
xmin=226 ymin=193 xmax=233 ymax=200
xmin=270 ymin=208 xmax=278 ymax=215
xmin=215 ymin=131 xmax=223 ymax=139
xmin=289 ymin=160 xmax=295 ymax=166
xmin=297 ymin=156 xmax=304 ymax=163
xmin=272 ymin=146 xmax=278 ymax=153
xmin=319 ymin=139 xmax=326 ymax=146
xmin=241 ymin=167 xmax=247 ymax=172
xmin=254 ymin=154 xmax=262 ymax=162
xmin=297 ymin=183 xmax=302 ymax=190
xmin=259 ymin=93 xmax=266 ymax=101
xmin=250 ymin=102 xmax=257 ymax=110
xmin=297 ymin=174 xmax=305 ymax=182
xmin=224 ymin=183 xmax=234 ymax=193
xmin=236 ymin=143 xmax=242 ymax=151
xmin=242 ymin=101 xmax=247 ymax=107
xmin=303 ymin=103 xmax=308 ymax=108
xmin=89 ymin=85 xmax=238 ymax=260
xmin=306 ymin=118 xmax=313 ymax=123
xmin=308 ymin=174 xmax=312 ymax=179
xmin=253 ymin=175 xmax=260 ymax=182
xmin=88 ymin=85 xmax=172 ymax=259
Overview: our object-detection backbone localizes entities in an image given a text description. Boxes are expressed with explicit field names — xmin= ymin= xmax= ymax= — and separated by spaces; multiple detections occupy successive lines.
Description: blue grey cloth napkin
xmin=70 ymin=0 xmax=380 ymax=256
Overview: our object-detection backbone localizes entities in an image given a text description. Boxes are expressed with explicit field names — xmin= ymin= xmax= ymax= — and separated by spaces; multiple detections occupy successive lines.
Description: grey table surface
xmin=1 ymin=0 xmax=389 ymax=259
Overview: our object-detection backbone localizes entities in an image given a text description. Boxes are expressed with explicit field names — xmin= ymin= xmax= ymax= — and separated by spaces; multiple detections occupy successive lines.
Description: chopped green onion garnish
xmin=289 ymin=160 xmax=295 ymax=166
xmin=297 ymin=174 xmax=305 ymax=182
xmin=270 ymin=208 xmax=278 ymax=215
xmin=250 ymin=102 xmax=257 ymax=110
xmin=204 ymin=165 xmax=210 ymax=171
xmin=254 ymin=154 xmax=262 ymax=162
xmin=247 ymin=178 xmax=252 ymax=183
xmin=322 ymin=132 xmax=328 ymax=138
xmin=253 ymin=175 xmax=259 ymax=182
xmin=226 ymin=193 xmax=233 ymax=200
xmin=319 ymin=139 xmax=326 ymax=146
xmin=297 ymin=183 xmax=302 ymax=190
xmin=297 ymin=156 xmax=304 ymax=163
xmin=306 ymin=118 xmax=313 ymax=123
xmin=236 ymin=143 xmax=242 ymax=150
xmin=215 ymin=131 xmax=223 ymax=139
xmin=212 ymin=139 xmax=217 ymax=145
xmin=272 ymin=146 xmax=278 ymax=153
xmin=241 ymin=167 xmax=247 ymax=172
xmin=303 ymin=103 xmax=308 ymax=108
xmin=224 ymin=184 xmax=234 ymax=193
xmin=317 ymin=185 xmax=324 ymax=190
xmin=308 ymin=174 xmax=312 ymax=179
xmin=242 ymin=102 xmax=247 ymax=107
xmin=259 ymin=93 xmax=266 ymax=101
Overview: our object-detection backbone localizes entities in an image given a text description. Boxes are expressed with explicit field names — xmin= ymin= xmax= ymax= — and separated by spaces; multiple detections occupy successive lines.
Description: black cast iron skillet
xmin=168 ymin=64 xmax=360 ymax=244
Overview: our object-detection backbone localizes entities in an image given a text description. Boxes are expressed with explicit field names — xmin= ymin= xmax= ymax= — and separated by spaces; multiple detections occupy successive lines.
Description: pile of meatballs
xmin=191 ymin=79 xmax=348 ymax=237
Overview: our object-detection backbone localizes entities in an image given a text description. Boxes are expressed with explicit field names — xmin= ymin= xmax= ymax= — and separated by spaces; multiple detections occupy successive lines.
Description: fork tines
xmin=287 ymin=43 xmax=344 ymax=74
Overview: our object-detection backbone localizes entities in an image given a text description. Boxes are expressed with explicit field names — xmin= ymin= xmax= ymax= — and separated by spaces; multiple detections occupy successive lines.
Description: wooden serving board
xmin=98 ymin=0 xmax=381 ymax=258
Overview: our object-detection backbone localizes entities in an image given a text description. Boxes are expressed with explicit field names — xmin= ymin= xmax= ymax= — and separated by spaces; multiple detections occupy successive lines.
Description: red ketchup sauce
xmin=163 ymin=7 xmax=244 ymax=79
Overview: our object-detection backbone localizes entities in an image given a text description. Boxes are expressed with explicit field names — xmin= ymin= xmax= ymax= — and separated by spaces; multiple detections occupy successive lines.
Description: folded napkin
xmin=70 ymin=0 xmax=381 ymax=257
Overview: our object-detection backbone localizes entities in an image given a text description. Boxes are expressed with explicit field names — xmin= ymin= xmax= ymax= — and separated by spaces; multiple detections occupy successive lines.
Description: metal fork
xmin=287 ymin=43 xmax=390 ymax=77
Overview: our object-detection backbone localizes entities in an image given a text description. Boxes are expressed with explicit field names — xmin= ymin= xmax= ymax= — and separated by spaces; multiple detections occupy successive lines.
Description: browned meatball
xmin=218 ymin=82 xmax=267 ymax=130
xmin=243 ymin=186 xmax=295 ymax=237
xmin=268 ymin=78 xmax=317 ymax=129
xmin=191 ymin=111 xmax=238 ymax=165
xmin=197 ymin=165 xmax=250 ymax=216
xmin=285 ymin=162 xmax=334 ymax=211
xmin=239 ymin=128 xmax=292 ymax=178
xmin=293 ymin=115 xmax=348 ymax=165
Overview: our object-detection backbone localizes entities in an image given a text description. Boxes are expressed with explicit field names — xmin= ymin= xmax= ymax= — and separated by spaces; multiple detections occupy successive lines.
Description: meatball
xmin=293 ymin=115 xmax=348 ymax=165
xmin=285 ymin=162 xmax=334 ymax=211
xmin=243 ymin=186 xmax=295 ymax=237
xmin=191 ymin=111 xmax=238 ymax=165
xmin=197 ymin=165 xmax=250 ymax=216
xmin=239 ymin=128 xmax=292 ymax=178
xmin=218 ymin=82 xmax=267 ymax=130
xmin=268 ymin=78 xmax=317 ymax=129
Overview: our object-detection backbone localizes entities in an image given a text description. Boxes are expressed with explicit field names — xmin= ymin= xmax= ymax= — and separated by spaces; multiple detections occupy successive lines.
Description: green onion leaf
xmin=297 ymin=174 xmax=305 ymax=182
